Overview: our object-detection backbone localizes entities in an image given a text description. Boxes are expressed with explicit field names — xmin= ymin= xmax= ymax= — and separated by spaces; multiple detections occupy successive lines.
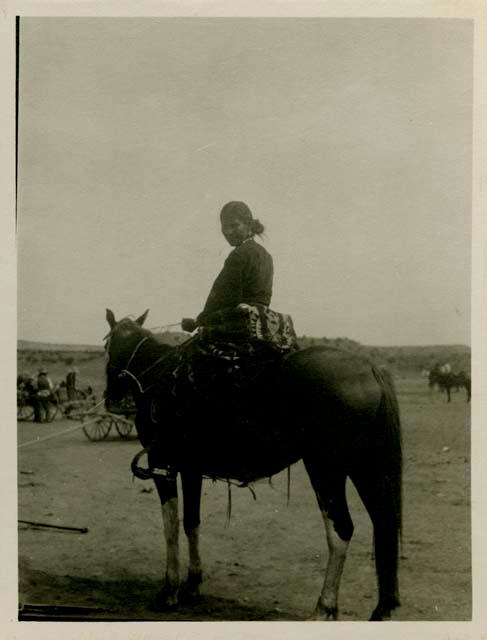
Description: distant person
xmin=35 ymin=368 xmax=54 ymax=423
xmin=440 ymin=363 xmax=452 ymax=374
xmin=430 ymin=362 xmax=441 ymax=376
xmin=17 ymin=373 xmax=35 ymax=394
xmin=17 ymin=374 xmax=36 ymax=406
xmin=25 ymin=375 xmax=37 ymax=398
xmin=66 ymin=367 xmax=78 ymax=401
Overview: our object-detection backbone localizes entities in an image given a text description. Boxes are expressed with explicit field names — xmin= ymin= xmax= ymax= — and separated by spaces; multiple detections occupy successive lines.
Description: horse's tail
xmin=367 ymin=365 xmax=402 ymax=618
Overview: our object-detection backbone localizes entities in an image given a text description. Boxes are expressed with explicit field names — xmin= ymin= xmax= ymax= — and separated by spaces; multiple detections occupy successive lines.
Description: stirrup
xmin=131 ymin=446 xmax=176 ymax=481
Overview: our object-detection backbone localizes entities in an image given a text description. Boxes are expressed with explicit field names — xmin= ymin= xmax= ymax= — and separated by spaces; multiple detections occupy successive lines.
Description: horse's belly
xmin=182 ymin=413 xmax=304 ymax=484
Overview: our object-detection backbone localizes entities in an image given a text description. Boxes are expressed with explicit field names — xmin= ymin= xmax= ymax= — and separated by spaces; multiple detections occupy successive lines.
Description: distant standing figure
xmin=35 ymin=368 xmax=54 ymax=423
xmin=66 ymin=367 xmax=78 ymax=401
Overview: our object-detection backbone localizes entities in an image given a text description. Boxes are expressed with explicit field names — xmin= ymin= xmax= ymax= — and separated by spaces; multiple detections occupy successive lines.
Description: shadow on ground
xmin=19 ymin=564 xmax=297 ymax=621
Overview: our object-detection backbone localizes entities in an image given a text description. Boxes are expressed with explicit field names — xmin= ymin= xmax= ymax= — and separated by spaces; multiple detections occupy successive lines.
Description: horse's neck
xmin=131 ymin=334 xmax=174 ymax=373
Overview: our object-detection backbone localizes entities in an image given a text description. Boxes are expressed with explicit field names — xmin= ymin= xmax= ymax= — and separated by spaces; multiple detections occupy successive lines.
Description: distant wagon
xmin=73 ymin=394 xmax=136 ymax=441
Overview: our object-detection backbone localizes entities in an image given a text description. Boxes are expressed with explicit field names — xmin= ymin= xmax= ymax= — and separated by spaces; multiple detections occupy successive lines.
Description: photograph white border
xmin=3 ymin=2 xmax=486 ymax=639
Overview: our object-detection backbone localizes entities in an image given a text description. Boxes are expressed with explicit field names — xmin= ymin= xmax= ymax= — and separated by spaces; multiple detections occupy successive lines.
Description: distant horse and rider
xmin=428 ymin=363 xmax=471 ymax=403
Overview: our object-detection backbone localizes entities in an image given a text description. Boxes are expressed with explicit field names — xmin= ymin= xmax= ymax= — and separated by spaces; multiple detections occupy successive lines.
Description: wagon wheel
xmin=17 ymin=404 xmax=34 ymax=421
xmin=114 ymin=417 xmax=134 ymax=439
xmin=82 ymin=415 xmax=112 ymax=441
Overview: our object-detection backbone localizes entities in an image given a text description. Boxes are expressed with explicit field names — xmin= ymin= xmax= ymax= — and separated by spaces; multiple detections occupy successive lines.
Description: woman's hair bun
xmin=250 ymin=218 xmax=265 ymax=236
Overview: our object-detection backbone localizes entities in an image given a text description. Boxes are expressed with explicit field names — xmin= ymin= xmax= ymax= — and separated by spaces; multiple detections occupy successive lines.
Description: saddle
xmin=171 ymin=304 xmax=298 ymax=412
xmin=147 ymin=312 xmax=303 ymax=483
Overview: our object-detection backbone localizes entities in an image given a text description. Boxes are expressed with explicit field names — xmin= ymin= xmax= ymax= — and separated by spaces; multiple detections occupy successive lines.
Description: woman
xmin=183 ymin=201 xmax=273 ymax=332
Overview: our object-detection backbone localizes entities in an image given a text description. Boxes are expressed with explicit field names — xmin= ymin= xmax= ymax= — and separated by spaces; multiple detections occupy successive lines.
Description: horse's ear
xmin=106 ymin=309 xmax=116 ymax=329
xmin=136 ymin=309 xmax=149 ymax=326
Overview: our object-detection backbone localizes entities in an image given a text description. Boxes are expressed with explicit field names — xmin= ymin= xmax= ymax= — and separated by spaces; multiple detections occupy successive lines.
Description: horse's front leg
xmin=152 ymin=475 xmax=180 ymax=609
xmin=179 ymin=471 xmax=203 ymax=602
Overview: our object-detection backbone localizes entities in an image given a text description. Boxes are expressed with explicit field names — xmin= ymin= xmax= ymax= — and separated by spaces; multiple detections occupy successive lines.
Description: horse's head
xmin=104 ymin=308 xmax=150 ymax=413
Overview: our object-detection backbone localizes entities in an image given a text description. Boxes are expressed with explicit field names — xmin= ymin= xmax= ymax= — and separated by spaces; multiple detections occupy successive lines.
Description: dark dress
xmin=197 ymin=238 xmax=273 ymax=326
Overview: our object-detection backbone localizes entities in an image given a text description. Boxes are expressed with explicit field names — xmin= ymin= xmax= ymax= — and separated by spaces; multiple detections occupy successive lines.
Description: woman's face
xmin=221 ymin=216 xmax=251 ymax=247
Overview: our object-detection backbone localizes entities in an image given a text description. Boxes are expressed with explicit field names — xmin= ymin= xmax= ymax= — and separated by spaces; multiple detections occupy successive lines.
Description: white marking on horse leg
xmin=311 ymin=510 xmax=350 ymax=620
xmin=187 ymin=526 xmax=202 ymax=577
xmin=161 ymin=496 xmax=180 ymax=600
xmin=179 ymin=525 xmax=203 ymax=601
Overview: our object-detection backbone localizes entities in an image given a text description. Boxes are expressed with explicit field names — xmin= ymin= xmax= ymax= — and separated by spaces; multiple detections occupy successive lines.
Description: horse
xmin=104 ymin=309 xmax=403 ymax=621
xmin=428 ymin=369 xmax=471 ymax=403
xmin=456 ymin=371 xmax=472 ymax=402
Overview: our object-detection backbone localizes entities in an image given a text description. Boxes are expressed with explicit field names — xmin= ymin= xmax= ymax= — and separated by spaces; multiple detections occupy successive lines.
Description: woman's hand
xmin=181 ymin=318 xmax=197 ymax=333
xmin=236 ymin=303 xmax=252 ymax=313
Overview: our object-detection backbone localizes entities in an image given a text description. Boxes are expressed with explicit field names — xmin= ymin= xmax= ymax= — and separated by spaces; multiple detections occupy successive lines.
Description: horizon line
xmin=17 ymin=337 xmax=471 ymax=350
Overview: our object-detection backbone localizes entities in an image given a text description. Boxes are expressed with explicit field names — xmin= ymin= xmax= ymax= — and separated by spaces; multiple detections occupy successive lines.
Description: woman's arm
xmin=196 ymin=249 xmax=247 ymax=324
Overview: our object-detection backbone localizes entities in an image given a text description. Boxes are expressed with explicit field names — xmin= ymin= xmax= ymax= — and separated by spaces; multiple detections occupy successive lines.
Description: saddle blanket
xmin=198 ymin=304 xmax=299 ymax=351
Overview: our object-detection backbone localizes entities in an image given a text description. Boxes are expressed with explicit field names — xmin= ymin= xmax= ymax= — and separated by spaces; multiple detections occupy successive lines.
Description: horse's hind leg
xmin=151 ymin=475 xmax=180 ymax=610
xmin=304 ymin=459 xmax=353 ymax=621
xmin=351 ymin=468 xmax=400 ymax=621
xmin=179 ymin=471 xmax=203 ymax=602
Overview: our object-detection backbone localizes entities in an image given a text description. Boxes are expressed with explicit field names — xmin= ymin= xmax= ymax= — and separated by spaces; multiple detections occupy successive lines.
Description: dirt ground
xmin=17 ymin=376 xmax=471 ymax=622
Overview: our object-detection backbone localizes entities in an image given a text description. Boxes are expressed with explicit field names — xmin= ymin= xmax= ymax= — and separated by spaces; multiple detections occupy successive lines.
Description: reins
xmin=149 ymin=322 xmax=182 ymax=332
xmin=118 ymin=332 xmax=197 ymax=395
xmin=116 ymin=335 xmax=176 ymax=395
xmin=117 ymin=336 xmax=151 ymax=394
xmin=119 ymin=368 xmax=145 ymax=395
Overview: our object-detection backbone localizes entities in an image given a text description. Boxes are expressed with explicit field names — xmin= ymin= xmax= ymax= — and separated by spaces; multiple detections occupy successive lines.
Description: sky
xmin=17 ymin=17 xmax=472 ymax=346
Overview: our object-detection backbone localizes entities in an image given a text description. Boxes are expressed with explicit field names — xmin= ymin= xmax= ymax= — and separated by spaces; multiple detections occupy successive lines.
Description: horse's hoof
xmin=308 ymin=600 xmax=338 ymax=621
xmin=178 ymin=583 xmax=200 ymax=604
xmin=369 ymin=607 xmax=392 ymax=621
xmin=149 ymin=596 xmax=178 ymax=612
xmin=149 ymin=586 xmax=179 ymax=612
xmin=178 ymin=571 xmax=203 ymax=604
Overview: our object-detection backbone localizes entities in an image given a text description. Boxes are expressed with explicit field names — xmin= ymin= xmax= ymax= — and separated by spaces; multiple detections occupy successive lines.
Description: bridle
xmin=106 ymin=328 xmax=173 ymax=396
xmin=117 ymin=336 xmax=150 ymax=394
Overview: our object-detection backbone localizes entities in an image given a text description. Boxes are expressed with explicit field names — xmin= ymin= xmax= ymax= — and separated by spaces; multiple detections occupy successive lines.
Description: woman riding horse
xmin=102 ymin=201 xmax=401 ymax=622
xmin=177 ymin=201 xmax=296 ymax=424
